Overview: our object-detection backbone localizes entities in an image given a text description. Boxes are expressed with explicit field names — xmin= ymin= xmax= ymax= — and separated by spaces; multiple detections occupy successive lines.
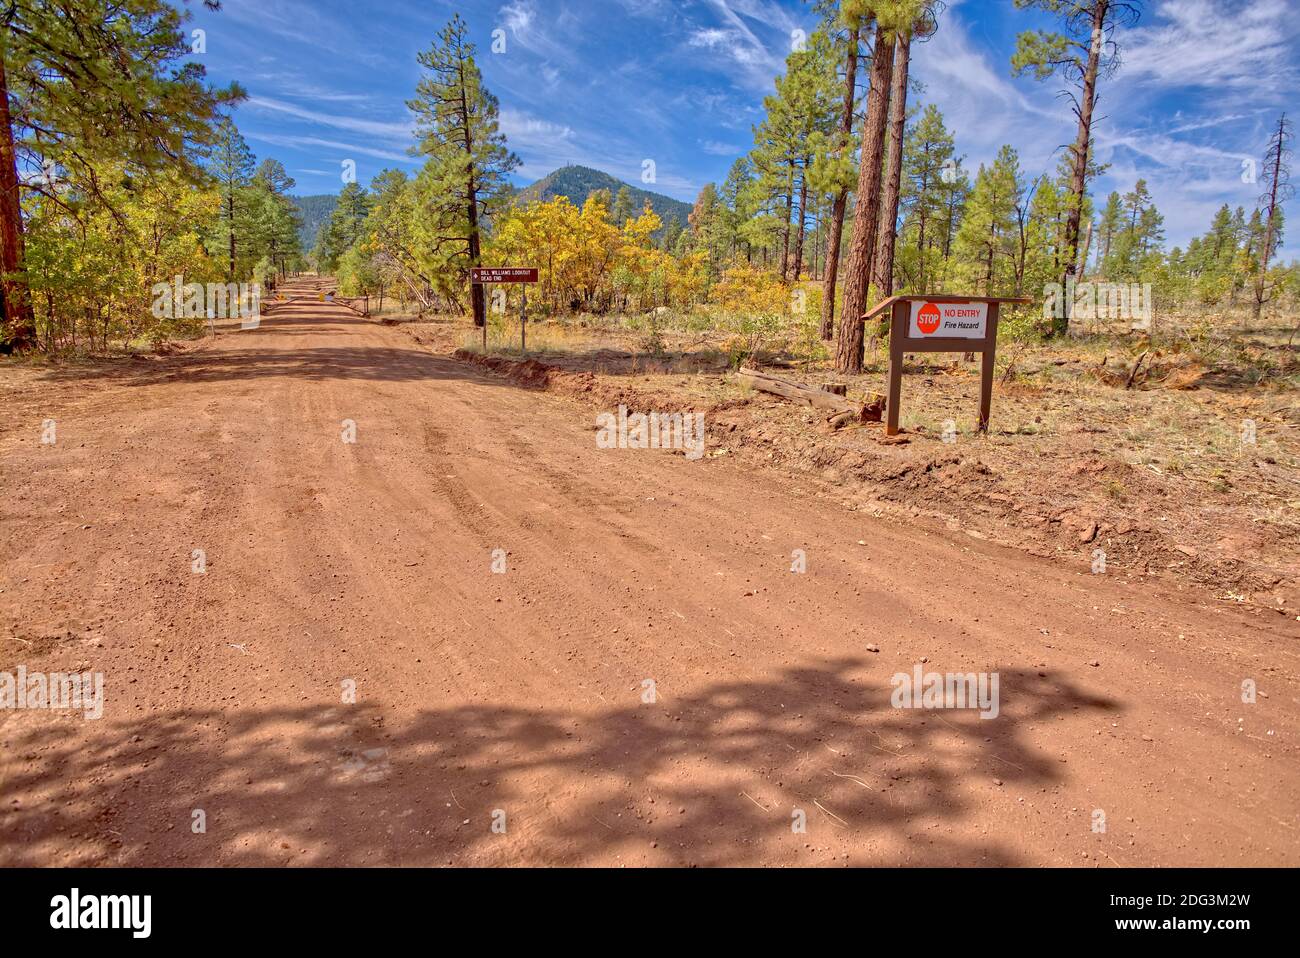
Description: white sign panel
xmin=908 ymin=300 xmax=988 ymax=339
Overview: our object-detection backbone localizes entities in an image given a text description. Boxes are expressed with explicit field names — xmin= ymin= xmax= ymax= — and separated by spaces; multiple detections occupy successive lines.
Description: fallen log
xmin=335 ymin=296 xmax=370 ymax=317
xmin=738 ymin=366 xmax=882 ymax=422
xmin=827 ymin=410 xmax=858 ymax=430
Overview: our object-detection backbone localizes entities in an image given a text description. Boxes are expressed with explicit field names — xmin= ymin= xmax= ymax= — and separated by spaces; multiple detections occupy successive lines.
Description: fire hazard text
xmin=908 ymin=300 xmax=989 ymax=339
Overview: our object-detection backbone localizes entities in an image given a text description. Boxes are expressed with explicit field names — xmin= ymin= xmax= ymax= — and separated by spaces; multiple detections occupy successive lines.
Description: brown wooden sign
xmin=471 ymin=267 xmax=538 ymax=284
xmin=469 ymin=266 xmax=539 ymax=355
xmin=865 ymin=294 xmax=1030 ymax=436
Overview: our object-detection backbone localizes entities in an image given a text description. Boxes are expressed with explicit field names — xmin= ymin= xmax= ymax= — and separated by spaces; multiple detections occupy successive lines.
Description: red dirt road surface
xmin=2 ymin=280 xmax=1297 ymax=867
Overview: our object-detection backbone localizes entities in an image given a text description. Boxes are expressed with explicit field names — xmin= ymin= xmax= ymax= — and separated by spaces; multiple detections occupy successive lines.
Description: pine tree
xmin=835 ymin=17 xmax=896 ymax=373
xmin=688 ymin=183 xmax=731 ymax=281
xmin=813 ymin=1 xmax=867 ymax=339
xmin=1096 ymin=191 xmax=1123 ymax=274
xmin=611 ymin=186 xmax=634 ymax=228
xmin=1252 ymin=112 xmax=1293 ymax=323
xmin=898 ymin=105 xmax=957 ymax=292
xmin=660 ymin=215 xmax=683 ymax=253
xmin=1105 ymin=178 xmax=1163 ymax=279
xmin=748 ymin=29 xmax=840 ymax=283
xmin=208 ymin=117 xmax=257 ymax=281
xmin=408 ymin=14 xmax=519 ymax=326
xmin=1022 ymin=175 xmax=1064 ymax=296
xmin=251 ymin=159 xmax=302 ymax=283
xmin=0 ymin=0 xmax=240 ymax=350
xmin=1012 ymin=0 xmax=1141 ymax=335
xmin=872 ymin=28 xmax=910 ymax=299
xmin=720 ymin=158 xmax=754 ymax=260
xmin=316 ymin=182 xmax=370 ymax=272
xmin=953 ymin=146 xmax=1021 ymax=295
xmin=873 ymin=3 xmax=936 ymax=299
xmin=1206 ymin=204 xmax=1234 ymax=266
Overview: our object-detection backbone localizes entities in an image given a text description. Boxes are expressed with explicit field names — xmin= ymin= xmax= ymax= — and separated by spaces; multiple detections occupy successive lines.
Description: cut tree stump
xmin=820 ymin=382 xmax=848 ymax=396
xmin=738 ymin=366 xmax=882 ymax=423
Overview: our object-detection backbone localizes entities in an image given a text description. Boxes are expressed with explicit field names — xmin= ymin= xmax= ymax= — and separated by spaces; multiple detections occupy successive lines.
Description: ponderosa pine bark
xmin=873 ymin=31 xmax=911 ymax=299
xmin=792 ymin=163 xmax=809 ymax=280
xmin=820 ymin=22 xmax=861 ymax=341
xmin=835 ymin=22 xmax=894 ymax=374
xmin=0 ymin=51 xmax=35 ymax=351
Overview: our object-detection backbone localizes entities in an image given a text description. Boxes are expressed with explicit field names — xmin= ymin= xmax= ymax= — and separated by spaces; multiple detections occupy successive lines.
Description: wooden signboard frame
xmin=865 ymin=294 xmax=1030 ymax=436
xmin=470 ymin=267 xmax=539 ymax=353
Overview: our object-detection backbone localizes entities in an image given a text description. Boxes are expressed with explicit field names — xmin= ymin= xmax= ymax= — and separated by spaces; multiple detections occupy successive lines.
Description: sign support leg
xmin=520 ymin=286 xmax=527 ymax=355
xmin=977 ymin=302 xmax=1000 ymax=434
xmin=978 ymin=350 xmax=994 ymax=434
xmin=885 ymin=301 xmax=904 ymax=436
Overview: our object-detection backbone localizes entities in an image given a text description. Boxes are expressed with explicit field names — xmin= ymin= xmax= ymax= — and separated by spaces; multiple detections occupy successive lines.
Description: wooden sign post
xmin=865 ymin=294 xmax=1030 ymax=436
xmin=470 ymin=267 xmax=539 ymax=354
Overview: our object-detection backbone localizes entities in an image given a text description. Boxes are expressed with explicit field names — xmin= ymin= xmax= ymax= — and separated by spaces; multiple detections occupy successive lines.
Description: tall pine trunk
xmin=835 ymin=23 xmax=894 ymax=374
xmin=1055 ymin=0 xmax=1108 ymax=337
xmin=466 ymin=168 xmax=485 ymax=325
xmin=873 ymin=31 xmax=910 ymax=299
xmin=227 ymin=194 xmax=236 ymax=281
xmin=819 ymin=22 xmax=861 ymax=341
xmin=780 ymin=160 xmax=795 ymax=281
xmin=0 ymin=51 xmax=35 ymax=351
xmin=916 ymin=143 xmax=930 ymax=291
xmin=458 ymin=62 xmax=486 ymax=327
xmin=792 ymin=162 xmax=809 ymax=280
xmin=1253 ymin=113 xmax=1289 ymax=325
xmin=1078 ymin=218 xmax=1093 ymax=281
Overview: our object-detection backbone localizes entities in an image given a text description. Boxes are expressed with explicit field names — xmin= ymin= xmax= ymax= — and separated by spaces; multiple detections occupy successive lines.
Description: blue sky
xmin=186 ymin=0 xmax=1300 ymax=260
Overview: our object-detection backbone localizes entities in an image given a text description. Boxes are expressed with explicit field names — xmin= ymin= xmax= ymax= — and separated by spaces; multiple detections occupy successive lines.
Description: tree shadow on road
xmin=8 ymin=311 xmax=511 ymax=390
xmin=0 ymin=659 xmax=1118 ymax=867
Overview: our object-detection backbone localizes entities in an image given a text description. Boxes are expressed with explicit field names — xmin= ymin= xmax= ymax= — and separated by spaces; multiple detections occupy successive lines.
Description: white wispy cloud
xmin=498 ymin=109 xmax=576 ymax=151
xmin=245 ymin=96 xmax=414 ymax=143
xmin=700 ymin=139 xmax=742 ymax=156
xmin=498 ymin=0 xmax=580 ymax=65
xmin=615 ymin=0 xmax=672 ymax=17
xmin=1121 ymin=0 xmax=1298 ymax=92
xmin=683 ymin=0 xmax=791 ymax=90
xmin=245 ymin=131 xmax=413 ymax=165
xmin=246 ymin=73 xmax=375 ymax=104
xmin=217 ymin=0 xmax=397 ymax=69
xmin=912 ymin=7 xmax=1069 ymax=172
xmin=689 ymin=28 xmax=733 ymax=49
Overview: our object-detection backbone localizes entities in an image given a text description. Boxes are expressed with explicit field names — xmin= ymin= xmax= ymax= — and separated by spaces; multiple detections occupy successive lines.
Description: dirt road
xmin=2 ymin=280 xmax=1296 ymax=867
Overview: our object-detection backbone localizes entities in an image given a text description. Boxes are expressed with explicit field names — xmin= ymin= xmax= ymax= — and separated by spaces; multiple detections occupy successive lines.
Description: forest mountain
xmin=517 ymin=165 xmax=692 ymax=235
xmin=292 ymin=194 xmax=338 ymax=249
xmin=293 ymin=166 xmax=688 ymax=252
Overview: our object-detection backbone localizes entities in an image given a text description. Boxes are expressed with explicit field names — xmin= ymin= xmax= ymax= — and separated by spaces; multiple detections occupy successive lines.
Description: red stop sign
xmin=916 ymin=302 xmax=941 ymax=335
